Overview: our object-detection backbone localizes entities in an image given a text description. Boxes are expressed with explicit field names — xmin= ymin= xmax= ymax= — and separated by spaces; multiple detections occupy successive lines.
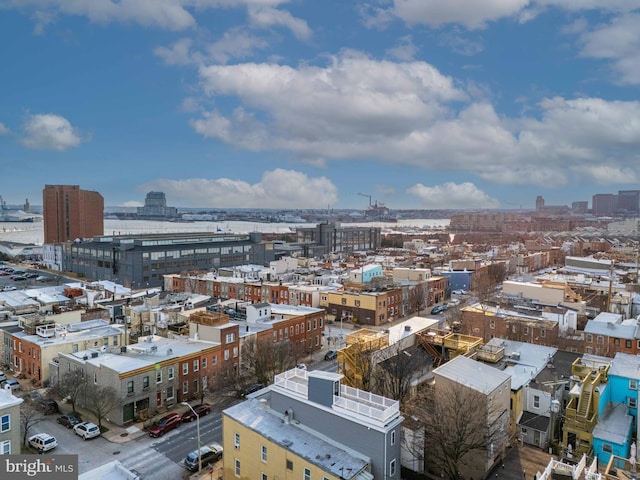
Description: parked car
xmin=0 ymin=378 xmax=20 ymax=391
xmin=324 ymin=350 xmax=338 ymax=361
xmin=181 ymin=403 xmax=211 ymax=422
xmin=11 ymin=275 xmax=27 ymax=281
xmin=430 ymin=305 xmax=446 ymax=314
xmin=237 ymin=383 xmax=264 ymax=398
xmin=38 ymin=399 xmax=59 ymax=415
xmin=148 ymin=413 xmax=182 ymax=437
xmin=36 ymin=275 xmax=51 ymax=282
xmin=0 ymin=371 xmax=5 ymax=382
xmin=451 ymin=289 xmax=466 ymax=295
xmin=57 ymin=413 xmax=83 ymax=428
xmin=183 ymin=442 xmax=223 ymax=471
xmin=1 ymin=286 xmax=16 ymax=292
xmin=25 ymin=272 xmax=39 ymax=278
xmin=74 ymin=421 xmax=101 ymax=440
xmin=28 ymin=433 xmax=58 ymax=453
xmin=295 ymin=363 xmax=307 ymax=370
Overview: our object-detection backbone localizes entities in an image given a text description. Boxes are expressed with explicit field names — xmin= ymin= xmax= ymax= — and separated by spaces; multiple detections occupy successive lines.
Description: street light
xmin=182 ymin=402 xmax=202 ymax=472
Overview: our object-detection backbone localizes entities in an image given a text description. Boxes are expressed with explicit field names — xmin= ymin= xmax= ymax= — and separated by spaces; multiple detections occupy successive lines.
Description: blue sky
xmin=0 ymin=1 xmax=639 ymax=210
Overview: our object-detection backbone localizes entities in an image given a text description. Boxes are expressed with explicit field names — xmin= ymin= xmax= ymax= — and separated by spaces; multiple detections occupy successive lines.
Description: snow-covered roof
xmin=609 ymin=352 xmax=640 ymax=381
xmin=434 ymin=355 xmax=511 ymax=395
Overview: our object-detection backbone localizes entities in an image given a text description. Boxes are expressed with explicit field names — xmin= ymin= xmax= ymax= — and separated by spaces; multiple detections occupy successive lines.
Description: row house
xmin=51 ymin=334 xmax=228 ymax=425
xmin=583 ymin=313 xmax=640 ymax=358
xmin=459 ymin=304 xmax=584 ymax=353
xmin=0 ymin=386 xmax=23 ymax=455
xmin=246 ymin=303 xmax=326 ymax=356
xmin=321 ymin=287 xmax=403 ymax=327
xmin=12 ymin=319 xmax=126 ymax=386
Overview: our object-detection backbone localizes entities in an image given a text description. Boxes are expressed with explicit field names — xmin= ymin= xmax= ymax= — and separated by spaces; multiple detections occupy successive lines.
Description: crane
xmin=357 ymin=192 xmax=372 ymax=208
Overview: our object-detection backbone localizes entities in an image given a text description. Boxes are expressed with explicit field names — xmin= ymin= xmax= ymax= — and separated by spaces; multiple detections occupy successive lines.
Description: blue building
xmin=592 ymin=403 xmax=633 ymax=465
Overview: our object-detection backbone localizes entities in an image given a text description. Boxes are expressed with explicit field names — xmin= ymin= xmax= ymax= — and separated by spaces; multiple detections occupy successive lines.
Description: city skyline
xmin=0 ymin=1 xmax=639 ymax=210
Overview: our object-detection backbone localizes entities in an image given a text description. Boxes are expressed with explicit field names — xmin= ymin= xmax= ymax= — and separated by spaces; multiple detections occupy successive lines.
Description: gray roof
xmin=518 ymin=411 xmax=550 ymax=432
xmin=609 ymin=352 xmax=640 ymax=381
xmin=484 ymin=338 xmax=557 ymax=390
xmin=592 ymin=402 xmax=632 ymax=445
xmin=584 ymin=318 xmax=637 ymax=339
xmin=224 ymin=399 xmax=369 ymax=479
xmin=434 ymin=355 xmax=511 ymax=395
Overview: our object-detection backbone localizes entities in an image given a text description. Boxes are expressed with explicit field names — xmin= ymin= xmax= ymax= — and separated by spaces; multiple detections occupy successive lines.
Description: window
xmin=614 ymin=338 xmax=620 ymax=346
xmin=307 ymin=321 xmax=311 ymax=331
xmin=355 ymin=300 xmax=360 ymax=307
xmin=390 ymin=459 xmax=396 ymax=476
xmin=234 ymin=433 xmax=240 ymax=448
xmin=391 ymin=430 xmax=396 ymax=445
xmin=261 ymin=474 xmax=268 ymax=480
xmin=182 ymin=363 xmax=188 ymax=375
xmin=233 ymin=347 xmax=238 ymax=358
xmin=0 ymin=414 xmax=10 ymax=433
xmin=127 ymin=381 xmax=134 ymax=394
xmin=212 ymin=355 xmax=217 ymax=365
xmin=295 ymin=324 xmax=299 ymax=335
xmin=630 ymin=380 xmax=638 ymax=390
xmin=94 ymin=372 xmax=97 ymax=384
xmin=0 ymin=439 xmax=10 ymax=454
xmin=523 ymin=327 xmax=529 ymax=335
xmin=235 ymin=459 xmax=241 ymax=477
xmin=183 ymin=381 xmax=188 ymax=394
xmin=603 ymin=443 xmax=613 ymax=453
xmin=143 ymin=376 xmax=149 ymax=390
xmin=541 ymin=329 xmax=546 ymax=338
xmin=224 ymin=350 xmax=230 ymax=360
xmin=194 ymin=378 xmax=199 ymax=393
xmin=166 ymin=385 xmax=174 ymax=400
xmin=489 ymin=320 xmax=495 ymax=329
xmin=512 ymin=325 xmax=517 ymax=333
xmin=226 ymin=333 xmax=236 ymax=343
xmin=156 ymin=369 xmax=162 ymax=383
xmin=286 ymin=460 xmax=293 ymax=470
xmin=202 ymin=358 xmax=207 ymax=369
xmin=533 ymin=395 xmax=540 ymax=408
xmin=586 ymin=334 xmax=593 ymax=343
xmin=168 ymin=367 xmax=174 ymax=380
xmin=193 ymin=359 xmax=199 ymax=372
xmin=341 ymin=298 xmax=346 ymax=305
xmin=261 ymin=445 xmax=268 ymax=462
xmin=597 ymin=335 xmax=604 ymax=345
xmin=627 ymin=340 xmax=633 ymax=348
xmin=629 ymin=398 xmax=637 ymax=409
xmin=304 ymin=468 xmax=311 ymax=480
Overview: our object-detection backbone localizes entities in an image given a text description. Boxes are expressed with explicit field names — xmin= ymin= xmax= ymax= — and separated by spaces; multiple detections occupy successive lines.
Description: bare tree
xmin=20 ymin=402 xmax=44 ymax=449
xmin=409 ymin=284 xmax=428 ymax=315
xmin=52 ymin=370 xmax=87 ymax=413
xmin=85 ymin=385 xmax=119 ymax=430
xmin=373 ymin=344 xmax=426 ymax=404
xmin=242 ymin=336 xmax=299 ymax=386
xmin=405 ymin=382 xmax=507 ymax=479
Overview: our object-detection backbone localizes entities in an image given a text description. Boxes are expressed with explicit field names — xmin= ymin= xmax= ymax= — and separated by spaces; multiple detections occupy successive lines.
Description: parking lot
xmin=0 ymin=262 xmax=58 ymax=291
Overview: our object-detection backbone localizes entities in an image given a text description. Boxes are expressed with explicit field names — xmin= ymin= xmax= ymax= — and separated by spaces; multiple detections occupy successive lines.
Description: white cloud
xmin=19 ymin=113 xmax=84 ymax=151
xmin=154 ymin=38 xmax=198 ymax=66
xmin=407 ymin=182 xmax=500 ymax=209
xmin=140 ymin=169 xmax=338 ymax=208
xmin=384 ymin=0 xmax=639 ymax=29
xmin=386 ymin=36 xmax=418 ymax=61
xmin=574 ymin=13 xmax=640 ymax=85
xmin=9 ymin=0 xmax=294 ymax=31
xmin=205 ymin=29 xmax=270 ymax=64
xmin=189 ymin=52 xmax=640 ymax=189
xmin=122 ymin=201 xmax=143 ymax=207
xmin=0 ymin=123 xmax=9 ymax=135
xmin=391 ymin=0 xmax=530 ymax=29
xmin=248 ymin=6 xmax=312 ymax=40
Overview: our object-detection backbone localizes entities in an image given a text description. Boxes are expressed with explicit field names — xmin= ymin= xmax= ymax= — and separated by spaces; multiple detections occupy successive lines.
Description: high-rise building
xmin=136 ymin=191 xmax=178 ymax=218
xmin=43 ymin=185 xmax=104 ymax=243
xmin=592 ymin=193 xmax=617 ymax=217
xmin=535 ymin=195 xmax=545 ymax=211
xmin=616 ymin=190 xmax=640 ymax=216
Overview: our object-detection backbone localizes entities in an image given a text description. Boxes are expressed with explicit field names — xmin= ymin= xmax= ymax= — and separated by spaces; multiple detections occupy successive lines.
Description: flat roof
xmin=434 ymin=355 xmax=511 ymax=395
xmin=224 ymin=398 xmax=369 ymax=479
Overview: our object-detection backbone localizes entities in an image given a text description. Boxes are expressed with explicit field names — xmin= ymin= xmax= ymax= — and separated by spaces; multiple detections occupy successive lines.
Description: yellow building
xmin=223 ymin=368 xmax=403 ymax=480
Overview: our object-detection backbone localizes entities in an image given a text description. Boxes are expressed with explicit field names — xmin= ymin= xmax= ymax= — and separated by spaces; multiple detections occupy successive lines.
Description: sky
xmin=0 ymin=1 xmax=639 ymax=211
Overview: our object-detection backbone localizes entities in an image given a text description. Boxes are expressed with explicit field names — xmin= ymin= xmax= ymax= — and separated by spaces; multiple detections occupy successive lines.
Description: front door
xmin=534 ymin=430 xmax=541 ymax=446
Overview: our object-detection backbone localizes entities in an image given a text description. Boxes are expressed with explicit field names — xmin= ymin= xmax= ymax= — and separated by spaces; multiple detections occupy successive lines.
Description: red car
xmin=181 ymin=403 xmax=211 ymax=422
xmin=148 ymin=413 xmax=181 ymax=437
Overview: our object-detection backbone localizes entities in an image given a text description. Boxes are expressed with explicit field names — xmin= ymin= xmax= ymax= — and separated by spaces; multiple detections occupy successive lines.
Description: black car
xmin=38 ymin=399 xmax=59 ymax=415
xmin=237 ymin=383 xmax=264 ymax=398
xmin=324 ymin=350 xmax=338 ymax=361
xmin=57 ymin=413 xmax=83 ymax=428
xmin=181 ymin=403 xmax=211 ymax=422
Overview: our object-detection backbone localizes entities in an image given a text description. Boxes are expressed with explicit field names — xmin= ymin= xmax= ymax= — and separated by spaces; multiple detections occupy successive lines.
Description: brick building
xmin=43 ymin=184 xmax=104 ymax=244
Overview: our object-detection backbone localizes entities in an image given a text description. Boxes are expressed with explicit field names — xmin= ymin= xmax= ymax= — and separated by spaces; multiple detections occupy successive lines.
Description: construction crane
xmin=357 ymin=192 xmax=372 ymax=207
